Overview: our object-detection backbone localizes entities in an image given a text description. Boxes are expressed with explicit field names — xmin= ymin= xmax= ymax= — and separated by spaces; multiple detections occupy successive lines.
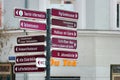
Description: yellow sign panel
xmin=50 ymin=58 xmax=77 ymax=67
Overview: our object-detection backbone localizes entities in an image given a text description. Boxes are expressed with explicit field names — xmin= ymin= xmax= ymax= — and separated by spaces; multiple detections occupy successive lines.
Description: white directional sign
xmin=36 ymin=58 xmax=46 ymax=67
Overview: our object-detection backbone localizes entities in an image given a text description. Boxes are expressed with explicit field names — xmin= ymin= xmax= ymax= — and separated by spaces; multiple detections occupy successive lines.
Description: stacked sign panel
xmin=14 ymin=8 xmax=46 ymax=73
xmin=14 ymin=35 xmax=46 ymax=73
xmin=14 ymin=8 xmax=46 ymax=30
xmin=51 ymin=8 xmax=79 ymax=66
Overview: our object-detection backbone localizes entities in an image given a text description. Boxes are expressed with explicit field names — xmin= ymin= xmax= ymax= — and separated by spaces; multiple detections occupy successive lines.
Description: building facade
xmin=0 ymin=0 xmax=120 ymax=80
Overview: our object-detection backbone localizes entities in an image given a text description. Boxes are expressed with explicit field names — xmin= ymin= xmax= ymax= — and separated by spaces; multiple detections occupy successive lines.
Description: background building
xmin=0 ymin=0 xmax=120 ymax=80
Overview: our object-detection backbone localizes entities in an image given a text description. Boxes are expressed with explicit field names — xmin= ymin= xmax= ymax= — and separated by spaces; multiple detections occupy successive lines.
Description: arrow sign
xmin=14 ymin=45 xmax=45 ymax=53
xmin=52 ymin=50 xmax=78 ymax=59
xmin=52 ymin=28 xmax=77 ymax=37
xmin=51 ymin=8 xmax=78 ymax=19
xmin=15 ymin=67 xmax=18 ymax=71
xmin=20 ymin=20 xmax=46 ymax=30
xmin=16 ymin=54 xmax=45 ymax=64
xmin=52 ymin=19 xmax=77 ymax=28
xmin=14 ymin=8 xmax=46 ymax=19
xmin=52 ymin=38 xmax=77 ymax=49
xmin=14 ymin=64 xmax=45 ymax=73
xmin=17 ymin=35 xmax=45 ymax=44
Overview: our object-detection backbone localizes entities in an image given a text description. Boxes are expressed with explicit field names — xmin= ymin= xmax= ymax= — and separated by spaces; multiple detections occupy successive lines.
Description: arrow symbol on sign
xmin=15 ymin=47 xmax=18 ymax=51
xmin=74 ymin=43 xmax=77 ymax=47
xmin=75 ymin=14 xmax=78 ymax=18
xmin=20 ymin=22 xmax=23 ymax=27
xmin=15 ymin=67 xmax=17 ymax=71
xmin=74 ymin=23 xmax=77 ymax=28
xmin=75 ymin=54 xmax=78 ymax=58
xmin=57 ymin=52 xmax=60 ymax=56
xmin=17 ymin=39 xmax=20 ymax=43
xmin=16 ymin=10 xmax=18 ymax=15
xmin=16 ymin=59 xmax=19 ymax=62
xmin=74 ymin=32 xmax=77 ymax=36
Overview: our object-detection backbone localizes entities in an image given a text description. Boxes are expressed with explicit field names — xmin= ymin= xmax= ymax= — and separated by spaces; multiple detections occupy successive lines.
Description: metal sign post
xmin=46 ymin=9 xmax=51 ymax=80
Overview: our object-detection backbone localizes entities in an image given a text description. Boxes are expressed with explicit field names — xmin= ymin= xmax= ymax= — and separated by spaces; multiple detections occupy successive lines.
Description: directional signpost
xmin=45 ymin=8 xmax=79 ymax=80
xmin=14 ymin=8 xmax=79 ymax=80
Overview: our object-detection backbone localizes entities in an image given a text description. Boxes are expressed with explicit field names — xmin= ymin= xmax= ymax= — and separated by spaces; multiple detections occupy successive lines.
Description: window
xmin=50 ymin=0 xmax=73 ymax=4
xmin=117 ymin=4 xmax=119 ymax=27
xmin=47 ymin=76 xmax=80 ymax=80
xmin=50 ymin=0 xmax=75 ymax=11
xmin=116 ymin=0 xmax=120 ymax=28
xmin=111 ymin=65 xmax=120 ymax=80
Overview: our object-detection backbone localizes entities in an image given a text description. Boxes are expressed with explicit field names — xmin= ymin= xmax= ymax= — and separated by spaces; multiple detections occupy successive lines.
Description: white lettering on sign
xmin=61 ymin=53 xmax=75 ymax=58
xmin=63 ymin=21 xmax=74 ymax=25
xmin=58 ymin=39 xmax=69 ymax=44
xmin=24 ymin=57 xmax=35 ymax=62
xmin=32 ymin=13 xmax=45 ymax=18
xmin=52 ymin=28 xmax=77 ymax=37
xmin=24 ymin=11 xmax=32 ymax=16
xmin=52 ymin=38 xmax=77 ymax=49
xmin=52 ymin=44 xmax=75 ymax=49
xmin=16 ymin=47 xmax=38 ymax=51
xmin=23 ymin=11 xmax=45 ymax=18
xmin=23 ymin=22 xmax=39 ymax=28
xmin=54 ymin=30 xmax=63 ymax=35
xmin=59 ymin=11 xmax=75 ymax=18
xmin=54 ymin=30 xmax=76 ymax=36
xmin=15 ymin=66 xmax=38 ymax=71
xmin=20 ymin=67 xmax=37 ymax=71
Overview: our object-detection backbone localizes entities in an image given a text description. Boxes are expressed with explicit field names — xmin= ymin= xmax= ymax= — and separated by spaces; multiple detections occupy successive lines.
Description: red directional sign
xmin=52 ymin=28 xmax=77 ymax=37
xmin=52 ymin=19 xmax=77 ymax=28
xmin=52 ymin=38 xmax=77 ymax=49
xmin=52 ymin=50 xmax=78 ymax=59
xmin=14 ymin=8 xmax=46 ymax=19
xmin=20 ymin=20 xmax=46 ymax=30
xmin=17 ymin=35 xmax=45 ymax=44
xmin=51 ymin=8 xmax=78 ymax=19
xmin=14 ymin=45 xmax=45 ymax=53
xmin=14 ymin=64 xmax=45 ymax=73
xmin=16 ymin=54 xmax=45 ymax=64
